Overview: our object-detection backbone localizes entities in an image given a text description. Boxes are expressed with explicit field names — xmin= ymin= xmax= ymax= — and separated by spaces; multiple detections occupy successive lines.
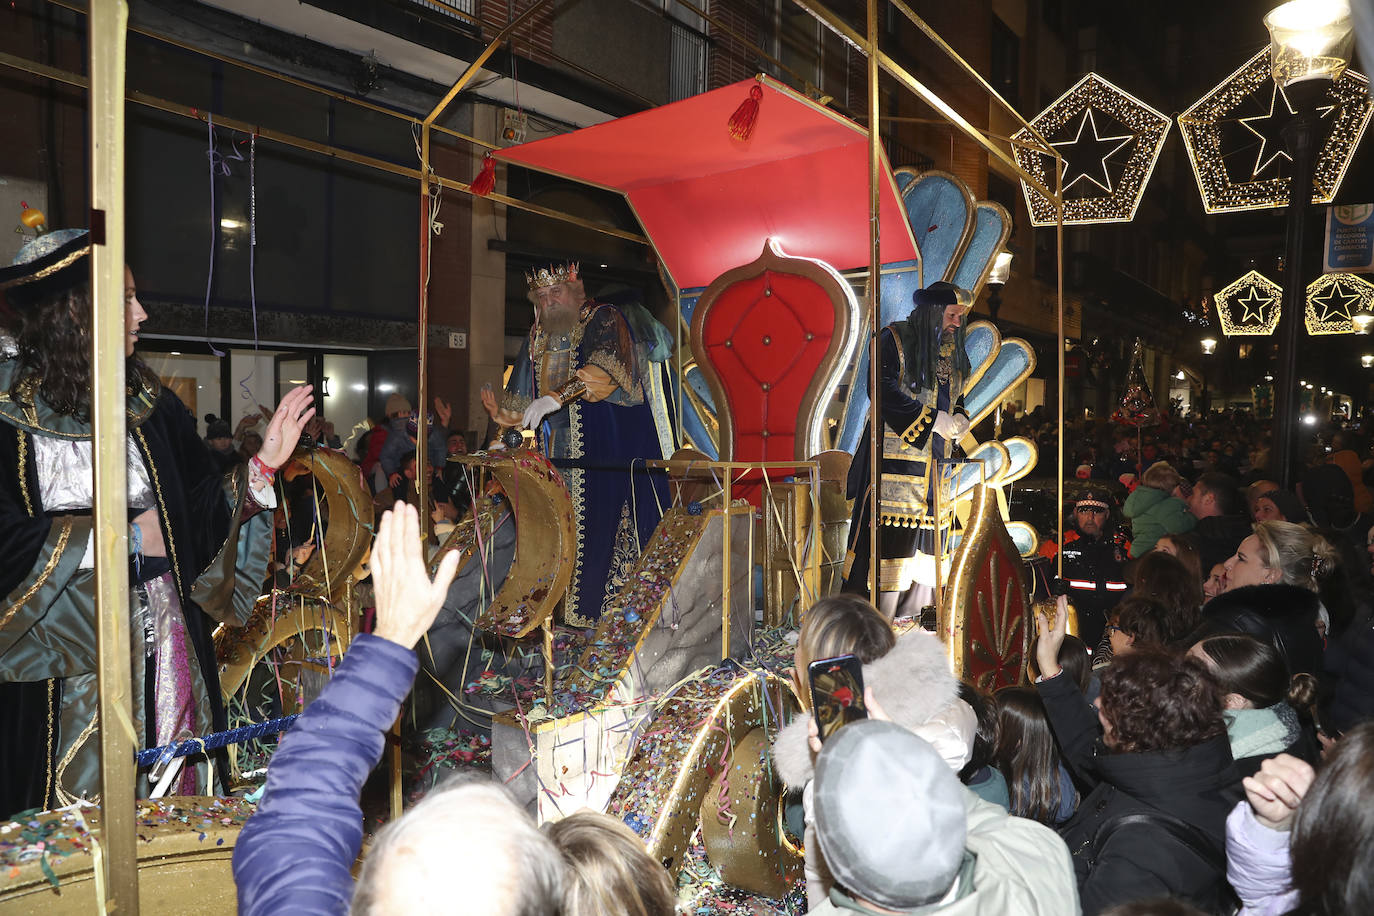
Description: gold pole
xmin=866 ymin=0 xmax=882 ymax=604
xmin=1056 ymin=168 xmax=1065 ymax=577
xmin=389 ymin=718 xmax=403 ymax=821
xmin=543 ymin=619 xmax=555 ymax=706
xmin=722 ymin=476 xmax=732 ymax=661
xmin=90 ymin=0 xmax=139 ymax=910
xmin=417 ymin=121 xmax=432 ymax=542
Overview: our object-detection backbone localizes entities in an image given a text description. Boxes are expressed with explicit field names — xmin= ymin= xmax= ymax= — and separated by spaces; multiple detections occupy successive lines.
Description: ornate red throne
xmin=688 ymin=240 xmax=859 ymax=617
xmin=689 ymin=239 xmax=857 ymax=493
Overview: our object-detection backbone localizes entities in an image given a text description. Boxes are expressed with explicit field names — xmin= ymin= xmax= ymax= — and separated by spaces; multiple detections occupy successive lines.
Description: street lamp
xmin=1200 ymin=337 xmax=1218 ymax=412
xmin=1353 ymin=307 xmax=1374 ymax=334
xmin=1264 ymin=0 xmax=1354 ymax=489
xmin=986 ymin=249 xmax=1014 ymax=322
xmin=1362 ymin=354 xmax=1374 ymax=368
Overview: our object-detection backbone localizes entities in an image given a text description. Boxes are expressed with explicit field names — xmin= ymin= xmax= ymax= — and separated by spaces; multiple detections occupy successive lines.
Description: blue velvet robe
xmin=504 ymin=301 xmax=668 ymax=626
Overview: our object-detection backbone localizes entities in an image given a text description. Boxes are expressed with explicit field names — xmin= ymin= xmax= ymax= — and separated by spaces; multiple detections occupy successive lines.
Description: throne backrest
xmin=689 ymin=240 xmax=857 ymax=470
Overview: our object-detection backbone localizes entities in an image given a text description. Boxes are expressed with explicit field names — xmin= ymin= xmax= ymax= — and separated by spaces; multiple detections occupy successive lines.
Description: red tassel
xmin=727 ymin=84 xmax=764 ymax=141
xmin=470 ymin=153 xmax=496 ymax=197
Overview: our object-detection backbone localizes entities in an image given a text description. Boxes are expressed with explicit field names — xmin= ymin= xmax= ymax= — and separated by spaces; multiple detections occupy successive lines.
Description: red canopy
xmin=495 ymin=76 xmax=919 ymax=291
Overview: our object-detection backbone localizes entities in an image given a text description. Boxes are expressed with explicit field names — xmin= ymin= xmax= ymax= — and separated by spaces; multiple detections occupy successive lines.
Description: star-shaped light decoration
xmin=1236 ymin=84 xmax=1335 ymax=178
xmin=1305 ymin=272 xmax=1374 ymax=335
xmin=1012 ymin=73 xmax=1172 ymax=226
xmin=1179 ymin=49 xmax=1373 ymax=213
xmin=1053 ymin=110 xmax=1134 ymax=193
xmin=1215 ymin=270 xmax=1282 ymax=336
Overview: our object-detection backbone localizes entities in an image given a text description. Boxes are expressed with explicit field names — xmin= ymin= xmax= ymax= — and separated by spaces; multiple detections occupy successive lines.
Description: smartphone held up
xmin=808 ymin=654 xmax=867 ymax=743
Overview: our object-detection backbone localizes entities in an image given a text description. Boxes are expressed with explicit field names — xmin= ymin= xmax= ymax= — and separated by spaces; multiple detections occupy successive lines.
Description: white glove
xmin=951 ymin=413 xmax=971 ymax=438
xmin=522 ymin=395 xmax=561 ymax=430
xmin=932 ymin=411 xmax=959 ymax=438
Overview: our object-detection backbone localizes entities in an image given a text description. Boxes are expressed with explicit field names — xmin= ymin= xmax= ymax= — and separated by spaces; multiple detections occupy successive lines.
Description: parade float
xmin=0 ymin=0 xmax=1075 ymax=911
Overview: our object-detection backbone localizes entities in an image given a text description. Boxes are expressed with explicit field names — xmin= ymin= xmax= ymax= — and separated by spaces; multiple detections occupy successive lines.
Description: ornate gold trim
xmin=0 ymin=243 xmax=91 ymax=290
xmin=44 ymin=678 xmax=55 ymax=809
xmin=16 ymin=428 xmax=32 ymax=516
xmin=53 ymin=708 xmax=99 ymax=807
xmin=898 ymin=406 xmax=933 ymax=445
xmin=563 ymin=399 xmax=594 ymax=627
xmin=1 ymin=516 xmax=72 ymax=629
xmin=584 ymin=349 xmax=639 ymax=403
xmin=500 ymin=390 xmax=533 ymax=414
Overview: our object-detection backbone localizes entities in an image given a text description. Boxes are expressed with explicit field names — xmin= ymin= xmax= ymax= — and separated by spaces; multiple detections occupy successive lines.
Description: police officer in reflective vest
xmin=1044 ymin=488 xmax=1129 ymax=649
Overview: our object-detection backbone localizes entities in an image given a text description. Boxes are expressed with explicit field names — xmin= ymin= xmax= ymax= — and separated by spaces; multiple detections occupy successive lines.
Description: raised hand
xmin=1243 ymin=753 xmax=1315 ymax=831
xmin=1034 ymin=595 xmax=1069 ymax=680
xmin=433 ymin=397 xmax=452 ymax=429
xmin=480 ymin=383 xmax=522 ymax=427
xmin=369 ymin=503 xmax=461 ymax=649
xmin=257 ymin=386 xmax=316 ymax=469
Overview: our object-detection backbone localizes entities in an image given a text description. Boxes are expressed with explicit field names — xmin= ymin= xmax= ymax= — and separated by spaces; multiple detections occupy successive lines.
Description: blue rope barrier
xmin=135 ymin=714 xmax=300 ymax=768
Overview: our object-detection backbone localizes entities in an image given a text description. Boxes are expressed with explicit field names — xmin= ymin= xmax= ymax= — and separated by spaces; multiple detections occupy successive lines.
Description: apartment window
xmin=669 ymin=24 xmax=706 ymax=100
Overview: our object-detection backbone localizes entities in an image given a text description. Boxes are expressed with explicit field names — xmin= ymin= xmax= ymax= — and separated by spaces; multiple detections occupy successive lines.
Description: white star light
xmin=1236 ymin=286 xmax=1274 ymax=323
xmin=1311 ymin=283 xmax=1359 ymax=322
xmin=1238 ymin=84 xmax=1298 ymax=177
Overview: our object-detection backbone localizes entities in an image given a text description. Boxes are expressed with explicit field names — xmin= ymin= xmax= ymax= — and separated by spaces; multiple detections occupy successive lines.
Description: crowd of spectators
xmin=222 ymin=399 xmax=1374 ymax=915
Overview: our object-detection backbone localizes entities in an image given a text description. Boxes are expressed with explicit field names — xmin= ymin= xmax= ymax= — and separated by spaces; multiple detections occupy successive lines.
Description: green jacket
xmin=805 ymin=791 xmax=1080 ymax=916
xmin=1122 ymin=486 xmax=1196 ymax=558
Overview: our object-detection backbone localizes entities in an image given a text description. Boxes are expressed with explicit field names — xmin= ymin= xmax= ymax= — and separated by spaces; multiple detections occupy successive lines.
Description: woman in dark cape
xmin=0 ymin=229 xmax=313 ymax=815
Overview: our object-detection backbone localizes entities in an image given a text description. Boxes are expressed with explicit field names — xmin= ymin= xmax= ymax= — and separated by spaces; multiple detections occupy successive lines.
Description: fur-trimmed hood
xmin=1196 ymin=583 xmax=1324 ymax=679
xmin=772 ymin=628 xmax=962 ymax=788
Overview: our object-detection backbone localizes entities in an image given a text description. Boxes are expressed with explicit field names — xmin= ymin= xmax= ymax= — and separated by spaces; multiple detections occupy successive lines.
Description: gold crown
xmin=525 ymin=261 xmax=580 ymax=290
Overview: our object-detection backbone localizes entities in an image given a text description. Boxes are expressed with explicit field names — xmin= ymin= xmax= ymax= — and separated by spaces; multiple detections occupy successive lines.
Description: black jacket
xmin=1195 ymin=584 xmax=1325 ymax=680
xmin=1325 ymin=604 xmax=1374 ymax=733
xmin=1038 ymin=671 xmax=1240 ymax=915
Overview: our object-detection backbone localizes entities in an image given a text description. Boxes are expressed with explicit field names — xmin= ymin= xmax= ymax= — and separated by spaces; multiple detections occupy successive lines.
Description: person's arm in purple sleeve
xmin=1225 ymin=754 xmax=1313 ymax=916
xmin=232 ymin=635 xmax=416 ymax=915
xmin=232 ymin=505 xmax=461 ymax=916
xmin=1226 ymin=802 xmax=1297 ymax=916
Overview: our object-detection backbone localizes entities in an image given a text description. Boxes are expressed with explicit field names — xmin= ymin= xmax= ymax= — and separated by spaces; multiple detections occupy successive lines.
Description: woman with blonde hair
xmin=1194 ymin=520 xmax=1336 ymax=685
xmin=546 ymin=810 xmax=675 ymax=916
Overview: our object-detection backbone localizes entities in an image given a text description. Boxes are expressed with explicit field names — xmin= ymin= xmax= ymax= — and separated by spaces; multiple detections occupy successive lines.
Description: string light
xmin=1305 ymin=271 xmax=1374 ymax=335
xmin=1215 ymin=270 xmax=1283 ymax=336
xmin=1012 ymin=73 xmax=1172 ymax=226
xmin=1178 ymin=49 xmax=1373 ymax=213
